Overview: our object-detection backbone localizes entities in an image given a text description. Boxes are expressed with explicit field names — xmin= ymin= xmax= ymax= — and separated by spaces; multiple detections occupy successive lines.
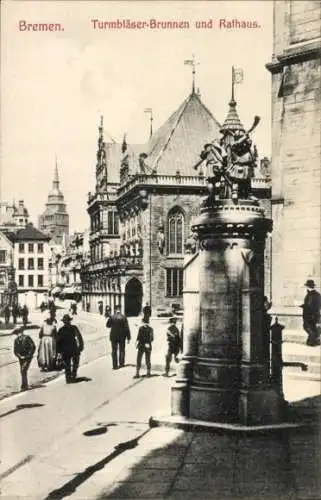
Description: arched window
xmin=168 ymin=208 xmax=184 ymax=255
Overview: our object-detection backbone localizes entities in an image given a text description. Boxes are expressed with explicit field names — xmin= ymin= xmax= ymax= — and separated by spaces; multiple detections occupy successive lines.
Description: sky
xmin=1 ymin=0 xmax=273 ymax=232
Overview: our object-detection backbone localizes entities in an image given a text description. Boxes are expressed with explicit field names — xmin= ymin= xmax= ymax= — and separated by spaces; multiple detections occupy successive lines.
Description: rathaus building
xmin=83 ymin=85 xmax=271 ymax=316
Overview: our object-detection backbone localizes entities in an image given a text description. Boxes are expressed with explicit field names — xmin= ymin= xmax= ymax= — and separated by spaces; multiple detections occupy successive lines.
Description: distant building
xmin=0 ymin=200 xmax=29 ymax=231
xmin=60 ymin=231 xmax=90 ymax=287
xmin=83 ymin=87 xmax=271 ymax=315
xmin=266 ymin=0 xmax=321 ymax=326
xmin=0 ymin=232 xmax=14 ymax=305
xmin=39 ymin=162 xmax=69 ymax=245
xmin=6 ymin=224 xmax=50 ymax=308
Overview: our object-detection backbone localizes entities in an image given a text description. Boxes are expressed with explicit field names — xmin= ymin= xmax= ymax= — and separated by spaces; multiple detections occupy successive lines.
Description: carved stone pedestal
xmin=170 ymin=199 xmax=286 ymax=427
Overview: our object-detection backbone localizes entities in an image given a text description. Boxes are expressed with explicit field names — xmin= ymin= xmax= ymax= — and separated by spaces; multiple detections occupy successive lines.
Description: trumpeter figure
xmin=194 ymin=68 xmax=260 ymax=203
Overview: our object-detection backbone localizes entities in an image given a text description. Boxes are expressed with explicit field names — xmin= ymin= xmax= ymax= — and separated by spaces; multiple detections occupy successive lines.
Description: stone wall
xmin=269 ymin=0 xmax=321 ymax=322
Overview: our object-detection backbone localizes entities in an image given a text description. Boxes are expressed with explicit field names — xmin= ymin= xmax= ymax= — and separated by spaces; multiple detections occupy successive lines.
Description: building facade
xmin=59 ymin=231 xmax=90 ymax=287
xmin=266 ymin=0 xmax=321 ymax=326
xmin=39 ymin=163 xmax=69 ymax=245
xmin=0 ymin=232 xmax=14 ymax=306
xmin=83 ymin=87 xmax=271 ymax=315
xmin=0 ymin=200 xmax=29 ymax=231
xmin=6 ymin=224 xmax=50 ymax=308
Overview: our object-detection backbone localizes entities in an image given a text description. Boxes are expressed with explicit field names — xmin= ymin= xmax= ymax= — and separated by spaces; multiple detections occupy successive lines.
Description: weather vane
xmin=231 ymin=66 xmax=244 ymax=102
xmin=184 ymin=55 xmax=199 ymax=94
xmin=144 ymin=108 xmax=153 ymax=139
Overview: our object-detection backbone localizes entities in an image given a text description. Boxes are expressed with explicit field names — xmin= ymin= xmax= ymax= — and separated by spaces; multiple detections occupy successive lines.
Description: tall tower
xmin=39 ymin=161 xmax=69 ymax=245
xmin=266 ymin=0 xmax=320 ymax=324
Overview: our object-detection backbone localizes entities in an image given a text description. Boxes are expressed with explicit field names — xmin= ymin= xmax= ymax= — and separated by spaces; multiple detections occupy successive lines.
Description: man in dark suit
xmin=106 ymin=305 xmax=131 ymax=369
xmin=56 ymin=314 xmax=84 ymax=383
xmin=301 ymin=279 xmax=321 ymax=346
xmin=142 ymin=302 xmax=152 ymax=323
xmin=13 ymin=326 xmax=36 ymax=391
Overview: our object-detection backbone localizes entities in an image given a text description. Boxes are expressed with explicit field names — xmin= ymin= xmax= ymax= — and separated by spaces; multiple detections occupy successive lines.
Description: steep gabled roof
xmin=144 ymin=92 xmax=221 ymax=175
xmin=8 ymin=224 xmax=50 ymax=242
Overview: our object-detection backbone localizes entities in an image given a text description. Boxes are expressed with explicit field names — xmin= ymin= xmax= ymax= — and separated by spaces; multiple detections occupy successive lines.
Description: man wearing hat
xmin=301 ymin=279 xmax=321 ymax=346
xmin=164 ymin=316 xmax=182 ymax=376
xmin=56 ymin=314 xmax=84 ymax=383
xmin=13 ymin=326 xmax=36 ymax=391
xmin=106 ymin=305 xmax=131 ymax=369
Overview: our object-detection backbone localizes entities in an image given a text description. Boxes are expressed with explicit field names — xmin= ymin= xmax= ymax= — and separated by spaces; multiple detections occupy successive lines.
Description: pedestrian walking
xmin=300 ymin=279 xmax=321 ymax=346
xmin=21 ymin=304 xmax=29 ymax=326
xmin=164 ymin=316 xmax=181 ymax=376
xmin=40 ymin=301 xmax=46 ymax=313
xmin=12 ymin=304 xmax=19 ymax=325
xmin=263 ymin=296 xmax=273 ymax=337
xmin=48 ymin=299 xmax=56 ymax=321
xmin=106 ymin=305 xmax=131 ymax=369
xmin=142 ymin=302 xmax=152 ymax=323
xmin=4 ymin=304 xmax=10 ymax=325
xmin=134 ymin=318 xmax=154 ymax=378
xmin=37 ymin=316 xmax=57 ymax=371
xmin=104 ymin=304 xmax=111 ymax=318
xmin=56 ymin=314 xmax=84 ymax=383
xmin=70 ymin=301 xmax=77 ymax=315
xmin=13 ymin=326 xmax=36 ymax=391
xmin=98 ymin=301 xmax=104 ymax=316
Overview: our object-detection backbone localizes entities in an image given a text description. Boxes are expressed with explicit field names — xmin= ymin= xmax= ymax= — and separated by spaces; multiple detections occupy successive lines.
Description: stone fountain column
xmin=171 ymin=199 xmax=285 ymax=426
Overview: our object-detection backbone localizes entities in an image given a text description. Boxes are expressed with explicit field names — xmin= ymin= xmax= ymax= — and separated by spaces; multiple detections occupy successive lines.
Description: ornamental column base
xmin=238 ymin=387 xmax=286 ymax=426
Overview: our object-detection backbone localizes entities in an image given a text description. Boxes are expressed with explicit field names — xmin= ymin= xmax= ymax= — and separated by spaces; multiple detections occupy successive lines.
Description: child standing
xmin=134 ymin=318 xmax=154 ymax=378
xmin=164 ymin=316 xmax=181 ymax=376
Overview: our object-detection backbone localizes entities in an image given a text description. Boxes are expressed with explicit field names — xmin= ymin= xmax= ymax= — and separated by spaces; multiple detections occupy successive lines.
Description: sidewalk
xmin=68 ymin=390 xmax=321 ymax=500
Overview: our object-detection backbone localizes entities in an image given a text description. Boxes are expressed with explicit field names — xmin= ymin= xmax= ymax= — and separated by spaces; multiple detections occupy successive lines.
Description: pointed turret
xmin=221 ymin=67 xmax=245 ymax=133
xmin=220 ymin=99 xmax=245 ymax=133
xmin=122 ymin=133 xmax=127 ymax=154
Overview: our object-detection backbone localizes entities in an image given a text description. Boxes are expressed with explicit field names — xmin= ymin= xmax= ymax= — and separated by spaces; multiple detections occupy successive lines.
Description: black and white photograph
xmin=0 ymin=0 xmax=320 ymax=498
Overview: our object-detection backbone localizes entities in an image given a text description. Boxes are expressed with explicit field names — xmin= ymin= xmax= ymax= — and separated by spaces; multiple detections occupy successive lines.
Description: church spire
xmin=95 ymin=115 xmax=108 ymax=193
xmin=122 ymin=133 xmax=127 ymax=154
xmin=98 ymin=115 xmax=104 ymax=145
xmin=53 ymin=155 xmax=60 ymax=190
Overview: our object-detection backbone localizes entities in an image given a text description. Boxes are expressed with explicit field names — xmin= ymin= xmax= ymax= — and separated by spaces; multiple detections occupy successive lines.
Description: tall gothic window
xmin=108 ymin=211 xmax=119 ymax=235
xmin=168 ymin=208 xmax=184 ymax=254
xmin=166 ymin=268 xmax=183 ymax=297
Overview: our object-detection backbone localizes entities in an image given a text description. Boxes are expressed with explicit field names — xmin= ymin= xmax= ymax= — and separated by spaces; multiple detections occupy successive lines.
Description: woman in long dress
xmin=37 ymin=317 xmax=57 ymax=371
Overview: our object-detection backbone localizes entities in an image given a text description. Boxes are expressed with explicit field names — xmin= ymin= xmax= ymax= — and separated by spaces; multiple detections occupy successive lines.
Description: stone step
xmin=284 ymin=363 xmax=321 ymax=375
xmin=282 ymin=341 xmax=320 ymax=381
xmin=284 ymin=371 xmax=321 ymax=382
xmin=283 ymin=330 xmax=307 ymax=344
xmin=285 ymin=353 xmax=321 ymax=365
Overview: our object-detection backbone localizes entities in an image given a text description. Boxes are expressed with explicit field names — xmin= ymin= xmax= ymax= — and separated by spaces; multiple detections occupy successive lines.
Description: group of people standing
xmin=13 ymin=301 xmax=182 ymax=393
xmin=106 ymin=302 xmax=183 ymax=378
xmin=2 ymin=303 xmax=29 ymax=326
xmin=13 ymin=312 xmax=84 ymax=390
